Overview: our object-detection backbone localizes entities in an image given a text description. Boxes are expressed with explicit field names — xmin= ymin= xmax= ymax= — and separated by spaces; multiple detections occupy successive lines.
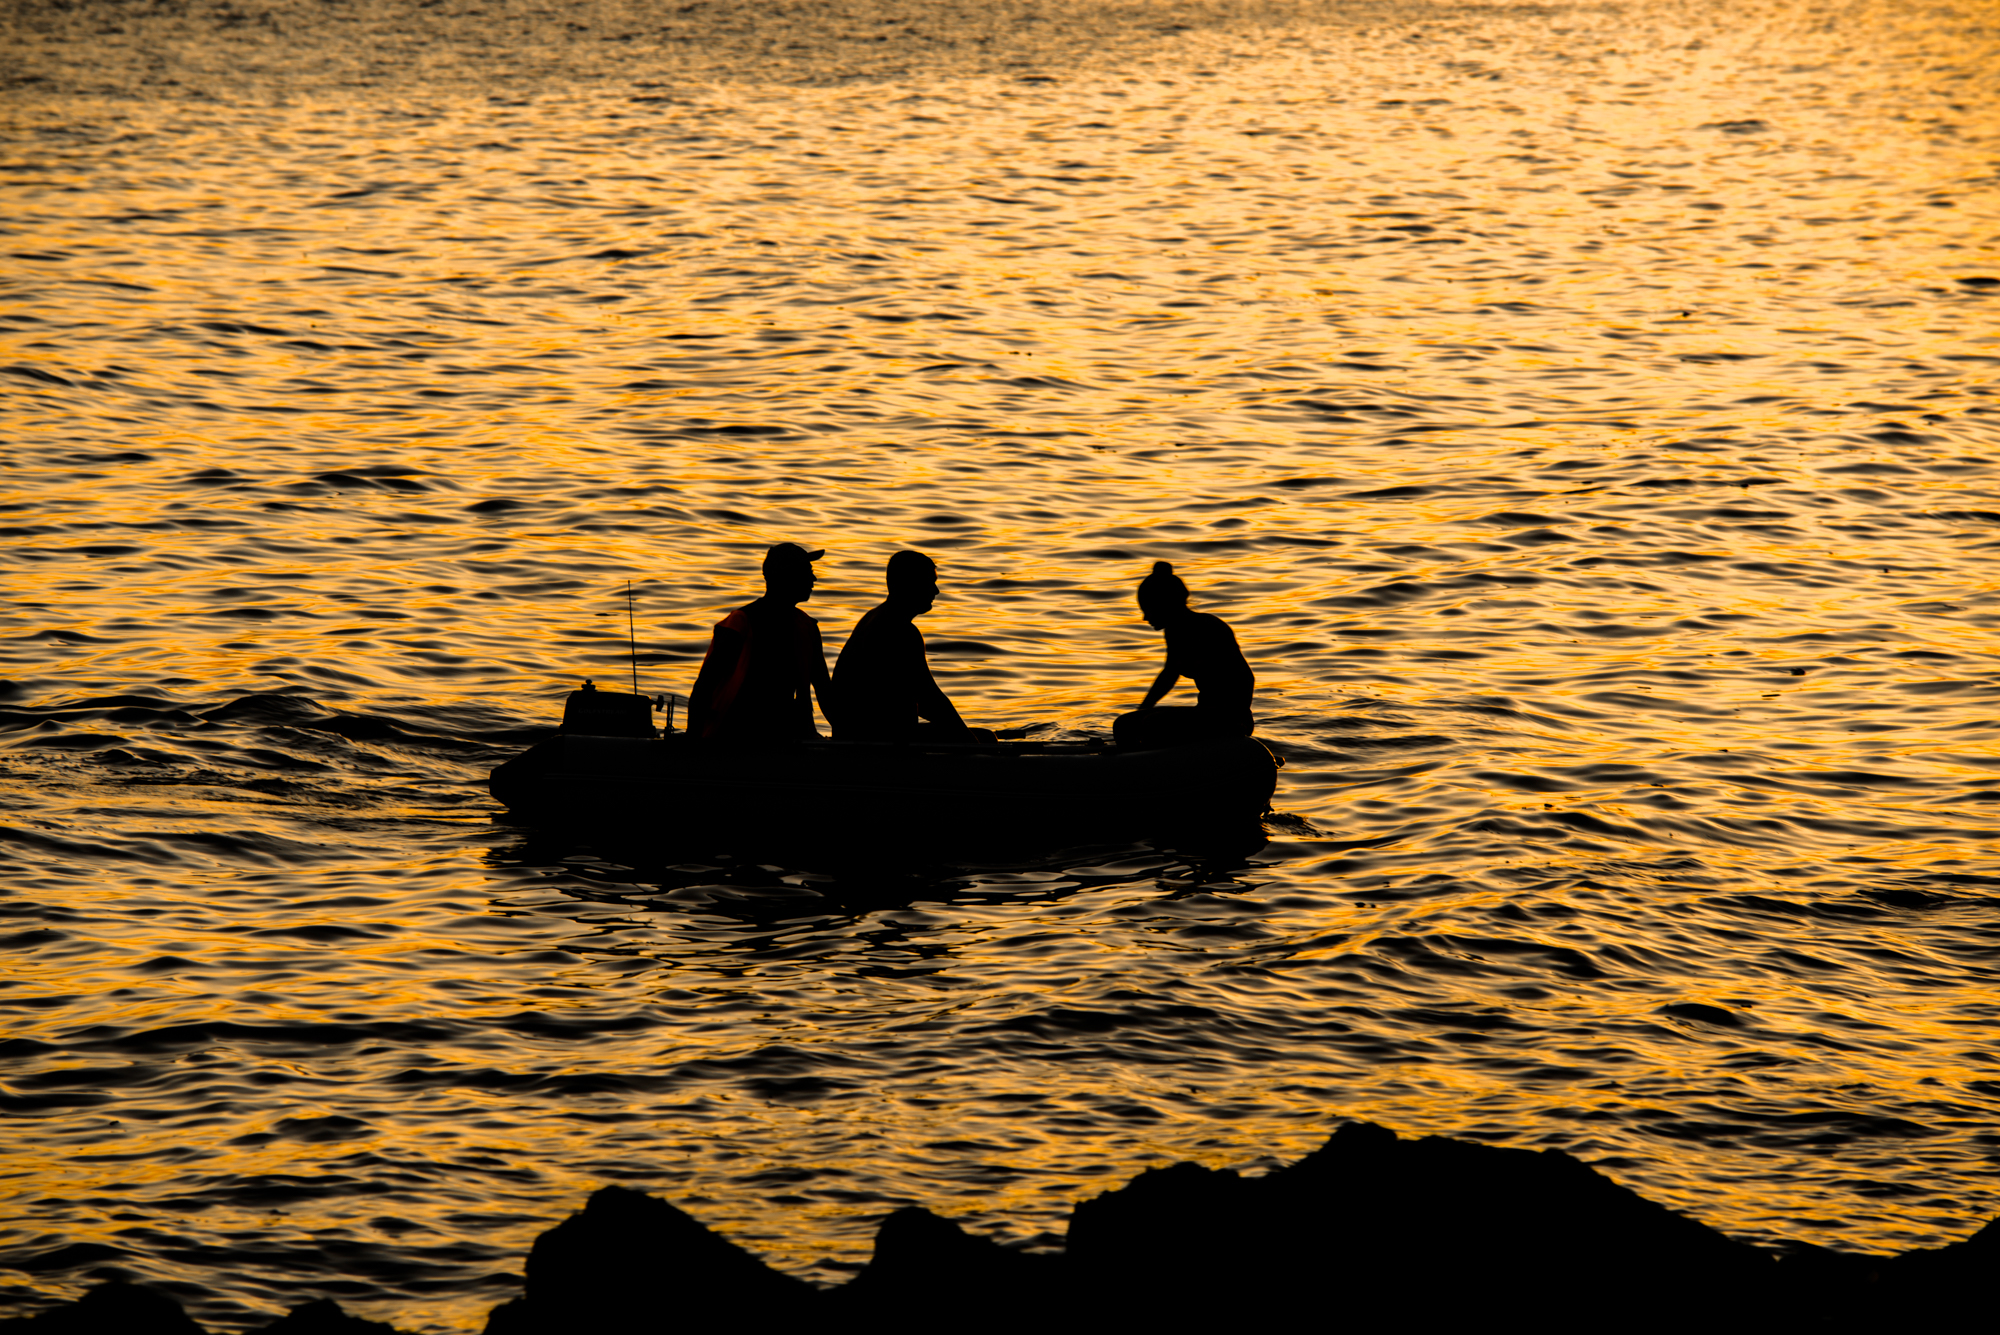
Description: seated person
xmin=686 ymin=542 xmax=836 ymax=742
xmin=833 ymin=550 xmax=994 ymax=742
xmin=1114 ymin=560 xmax=1254 ymax=751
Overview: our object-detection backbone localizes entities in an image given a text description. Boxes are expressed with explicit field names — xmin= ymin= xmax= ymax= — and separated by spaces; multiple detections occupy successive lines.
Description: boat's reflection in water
xmin=491 ymin=811 xmax=1274 ymax=921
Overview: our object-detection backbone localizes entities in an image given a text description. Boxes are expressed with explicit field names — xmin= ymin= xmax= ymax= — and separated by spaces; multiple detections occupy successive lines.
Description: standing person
xmin=686 ymin=542 xmax=837 ymax=742
xmin=833 ymin=550 xmax=993 ymax=742
xmin=1114 ymin=560 xmax=1255 ymax=750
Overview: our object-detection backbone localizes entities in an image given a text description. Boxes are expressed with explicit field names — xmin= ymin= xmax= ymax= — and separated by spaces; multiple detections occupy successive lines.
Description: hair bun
xmin=1151 ymin=561 xmax=1174 ymax=576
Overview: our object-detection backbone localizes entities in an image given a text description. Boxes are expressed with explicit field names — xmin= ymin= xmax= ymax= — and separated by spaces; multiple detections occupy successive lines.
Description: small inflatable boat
xmin=488 ymin=685 xmax=1280 ymax=842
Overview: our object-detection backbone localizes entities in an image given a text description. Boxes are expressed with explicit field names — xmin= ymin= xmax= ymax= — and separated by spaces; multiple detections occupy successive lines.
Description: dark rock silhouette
xmin=1771 ymin=1215 xmax=1995 ymax=1325
xmin=827 ymin=1205 xmax=1064 ymax=1323
xmin=257 ymin=1298 xmax=405 ymax=1334
xmin=482 ymin=1184 xmax=819 ymax=1332
xmin=0 ymin=1285 xmax=401 ymax=1334
xmin=0 ymin=1280 xmax=203 ymax=1333
xmin=1068 ymin=1120 xmax=1770 ymax=1322
xmin=8 ymin=1123 xmax=1991 ymax=1332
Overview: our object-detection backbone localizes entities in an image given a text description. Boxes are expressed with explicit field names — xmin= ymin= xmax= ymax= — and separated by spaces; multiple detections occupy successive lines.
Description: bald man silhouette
xmin=833 ymin=550 xmax=993 ymax=742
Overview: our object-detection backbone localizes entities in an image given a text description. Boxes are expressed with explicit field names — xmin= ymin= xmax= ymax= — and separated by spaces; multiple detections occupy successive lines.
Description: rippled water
xmin=4 ymin=0 xmax=2000 ymax=1327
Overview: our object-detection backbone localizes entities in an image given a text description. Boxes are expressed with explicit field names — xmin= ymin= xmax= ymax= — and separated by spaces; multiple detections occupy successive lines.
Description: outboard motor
xmin=560 ymin=679 xmax=655 ymax=738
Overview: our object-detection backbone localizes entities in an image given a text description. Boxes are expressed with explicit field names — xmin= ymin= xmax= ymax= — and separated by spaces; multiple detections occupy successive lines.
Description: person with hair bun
xmin=1114 ymin=561 xmax=1255 ymax=751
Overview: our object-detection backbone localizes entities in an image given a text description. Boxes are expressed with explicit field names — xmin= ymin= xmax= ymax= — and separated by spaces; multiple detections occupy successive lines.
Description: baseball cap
xmin=762 ymin=542 xmax=824 ymax=573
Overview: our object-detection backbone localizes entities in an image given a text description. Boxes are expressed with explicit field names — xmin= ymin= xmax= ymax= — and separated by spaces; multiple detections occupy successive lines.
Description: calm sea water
xmin=4 ymin=0 xmax=1999 ymax=1327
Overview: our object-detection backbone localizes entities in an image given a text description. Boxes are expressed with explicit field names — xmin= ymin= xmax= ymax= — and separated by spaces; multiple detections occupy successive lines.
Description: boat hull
xmin=488 ymin=734 xmax=1279 ymax=844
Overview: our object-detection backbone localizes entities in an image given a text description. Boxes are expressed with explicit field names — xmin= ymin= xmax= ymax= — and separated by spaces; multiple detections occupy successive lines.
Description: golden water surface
xmin=3 ymin=0 xmax=1999 ymax=1328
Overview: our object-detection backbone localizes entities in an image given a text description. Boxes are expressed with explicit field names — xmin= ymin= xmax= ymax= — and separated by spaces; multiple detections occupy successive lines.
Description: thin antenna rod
xmin=627 ymin=580 xmax=640 ymax=696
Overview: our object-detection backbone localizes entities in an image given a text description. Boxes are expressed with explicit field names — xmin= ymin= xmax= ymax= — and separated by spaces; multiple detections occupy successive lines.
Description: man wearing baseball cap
xmin=686 ymin=542 xmax=837 ymax=742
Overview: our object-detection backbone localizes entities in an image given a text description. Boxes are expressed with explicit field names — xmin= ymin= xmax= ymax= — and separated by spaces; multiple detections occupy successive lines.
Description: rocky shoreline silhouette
xmin=8 ymin=1121 xmax=1989 ymax=1332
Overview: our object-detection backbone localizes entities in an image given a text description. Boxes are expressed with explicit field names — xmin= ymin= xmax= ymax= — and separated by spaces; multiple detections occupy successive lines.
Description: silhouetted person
xmin=833 ymin=550 xmax=995 ymax=743
xmin=1113 ymin=561 xmax=1254 ymax=750
xmin=687 ymin=542 xmax=836 ymax=742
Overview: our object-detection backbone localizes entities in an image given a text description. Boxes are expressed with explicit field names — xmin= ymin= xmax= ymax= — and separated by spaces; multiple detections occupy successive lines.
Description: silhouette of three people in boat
xmin=688 ymin=545 xmax=1253 ymax=750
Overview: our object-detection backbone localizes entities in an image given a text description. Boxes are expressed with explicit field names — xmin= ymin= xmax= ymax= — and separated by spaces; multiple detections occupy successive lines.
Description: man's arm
xmin=805 ymin=622 xmax=837 ymax=734
xmin=903 ymin=625 xmax=962 ymax=728
xmin=914 ymin=658 xmax=965 ymax=728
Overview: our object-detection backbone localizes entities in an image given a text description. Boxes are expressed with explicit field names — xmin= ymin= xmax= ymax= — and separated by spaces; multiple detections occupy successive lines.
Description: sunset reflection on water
xmin=2 ymin=0 xmax=1998 ymax=1327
